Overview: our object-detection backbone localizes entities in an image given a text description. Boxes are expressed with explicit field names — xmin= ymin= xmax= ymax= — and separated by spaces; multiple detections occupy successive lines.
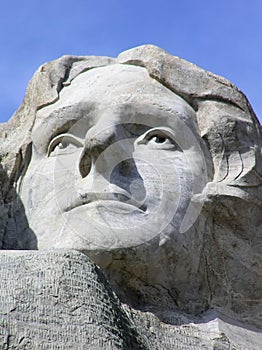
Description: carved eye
xmin=48 ymin=133 xmax=84 ymax=156
xmin=57 ymin=141 xmax=69 ymax=149
xmin=137 ymin=128 xmax=178 ymax=150
xmin=148 ymin=135 xmax=170 ymax=144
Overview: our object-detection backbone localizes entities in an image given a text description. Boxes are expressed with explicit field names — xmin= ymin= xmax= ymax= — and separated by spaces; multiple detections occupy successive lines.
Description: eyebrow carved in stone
xmin=47 ymin=133 xmax=84 ymax=156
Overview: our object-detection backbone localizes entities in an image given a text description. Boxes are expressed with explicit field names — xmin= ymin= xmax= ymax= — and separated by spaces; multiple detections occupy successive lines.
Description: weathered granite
xmin=0 ymin=45 xmax=261 ymax=349
xmin=1 ymin=250 xmax=260 ymax=349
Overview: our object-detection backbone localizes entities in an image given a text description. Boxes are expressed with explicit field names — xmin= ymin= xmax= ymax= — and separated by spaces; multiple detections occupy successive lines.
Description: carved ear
xmin=195 ymin=99 xmax=261 ymax=201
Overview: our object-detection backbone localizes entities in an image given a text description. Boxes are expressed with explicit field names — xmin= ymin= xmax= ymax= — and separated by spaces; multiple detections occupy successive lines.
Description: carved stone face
xmin=19 ymin=64 xmax=207 ymax=251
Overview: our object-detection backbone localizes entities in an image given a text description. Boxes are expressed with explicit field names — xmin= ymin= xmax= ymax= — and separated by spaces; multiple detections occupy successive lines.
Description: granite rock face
xmin=1 ymin=250 xmax=259 ymax=350
xmin=0 ymin=45 xmax=261 ymax=349
xmin=0 ymin=251 xmax=146 ymax=349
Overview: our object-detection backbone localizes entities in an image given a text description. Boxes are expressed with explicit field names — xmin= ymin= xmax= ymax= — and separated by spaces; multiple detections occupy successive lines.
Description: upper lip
xmin=64 ymin=190 xmax=147 ymax=212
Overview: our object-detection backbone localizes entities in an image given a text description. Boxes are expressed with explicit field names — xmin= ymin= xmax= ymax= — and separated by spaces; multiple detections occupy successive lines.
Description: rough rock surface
xmin=2 ymin=250 xmax=259 ymax=350
xmin=0 ymin=251 xmax=146 ymax=349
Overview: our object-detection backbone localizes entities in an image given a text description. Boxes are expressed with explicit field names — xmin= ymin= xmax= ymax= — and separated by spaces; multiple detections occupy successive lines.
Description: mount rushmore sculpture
xmin=0 ymin=45 xmax=261 ymax=349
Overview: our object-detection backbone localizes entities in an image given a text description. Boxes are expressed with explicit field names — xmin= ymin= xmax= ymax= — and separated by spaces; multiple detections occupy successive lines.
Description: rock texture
xmin=2 ymin=250 xmax=260 ymax=350
xmin=0 ymin=45 xmax=261 ymax=349
xmin=0 ymin=251 xmax=146 ymax=349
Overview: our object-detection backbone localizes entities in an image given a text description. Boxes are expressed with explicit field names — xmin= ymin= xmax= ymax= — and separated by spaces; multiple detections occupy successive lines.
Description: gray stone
xmin=0 ymin=45 xmax=261 ymax=349
xmin=1 ymin=250 xmax=257 ymax=350
xmin=0 ymin=250 xmax=147 ymax=349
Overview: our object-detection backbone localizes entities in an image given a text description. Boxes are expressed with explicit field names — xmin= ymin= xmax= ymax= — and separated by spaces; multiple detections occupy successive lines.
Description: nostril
xmin=79 ymin=153 xmax=92 ymax=178
xmin=119 ymin=159 xmax=132 ymax=176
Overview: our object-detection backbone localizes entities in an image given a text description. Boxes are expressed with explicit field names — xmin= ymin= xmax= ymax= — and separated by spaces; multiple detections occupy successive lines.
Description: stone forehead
xmin=59 ymin=63 xmax=167 ymax=101
xmin=43 ymin=63 xmax=196 ymax=112
xmin=58 ymin=45 xmax=252 ymax=116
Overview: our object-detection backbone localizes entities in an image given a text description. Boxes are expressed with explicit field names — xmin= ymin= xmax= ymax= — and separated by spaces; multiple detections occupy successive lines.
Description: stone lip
xmin=65 ymin=192 xmax=146 ymax=213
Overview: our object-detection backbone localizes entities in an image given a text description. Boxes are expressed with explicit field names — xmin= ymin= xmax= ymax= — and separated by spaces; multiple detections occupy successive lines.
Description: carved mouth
xmin=64 ymin=191 xmax=147 ymax=213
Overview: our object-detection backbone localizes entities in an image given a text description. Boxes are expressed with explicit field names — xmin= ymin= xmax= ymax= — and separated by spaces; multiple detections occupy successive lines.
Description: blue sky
xmin=1 ymin=0 xmax=261 ymax=123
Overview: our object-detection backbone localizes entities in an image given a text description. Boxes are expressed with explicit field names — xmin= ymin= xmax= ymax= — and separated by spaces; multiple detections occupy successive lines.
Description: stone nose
xmin=79 ymin=124 xmax=117 ymax=178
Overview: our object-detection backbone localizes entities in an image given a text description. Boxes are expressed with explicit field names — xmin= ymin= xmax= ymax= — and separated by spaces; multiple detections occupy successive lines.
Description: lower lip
xmin=67 ymin=200 xmax=146 ymax=214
